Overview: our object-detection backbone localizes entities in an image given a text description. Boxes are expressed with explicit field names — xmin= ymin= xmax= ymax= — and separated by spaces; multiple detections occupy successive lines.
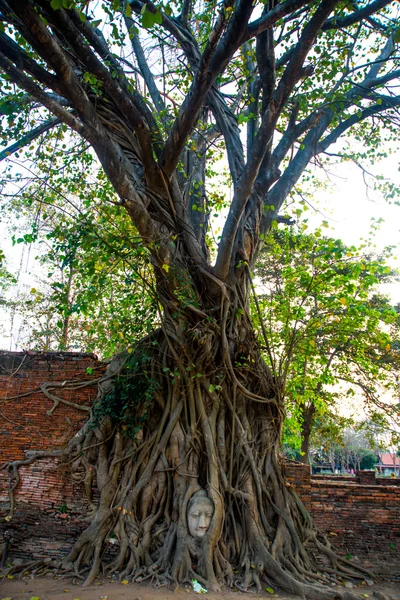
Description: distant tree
xmin=338 ymin=429 xmax=371 ymax=471
xmin=308 ymin=414 xmax=353 ymax=472
xmin=360 ymin=451 xmax=377 ymax=470
xmin=5 ymin=198 xmax=157 ymax=356
xmin=256 ymin=229 xmax=400 ymax=463
xmin=308 ymin=424 xmax=378 ymax=472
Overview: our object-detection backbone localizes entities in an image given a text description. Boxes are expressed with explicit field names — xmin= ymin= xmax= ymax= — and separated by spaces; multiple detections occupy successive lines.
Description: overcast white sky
xmin=308 ymin=155 xmax=400 ymax=302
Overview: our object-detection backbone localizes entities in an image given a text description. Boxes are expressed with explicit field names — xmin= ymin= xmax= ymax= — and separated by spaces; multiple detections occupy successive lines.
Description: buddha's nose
xmin=199 ymin=514 xmax=207 ymax=527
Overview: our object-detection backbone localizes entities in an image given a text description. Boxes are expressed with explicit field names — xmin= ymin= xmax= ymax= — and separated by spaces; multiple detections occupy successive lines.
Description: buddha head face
xmin=187 ymin=490 xmax=214 ymax=538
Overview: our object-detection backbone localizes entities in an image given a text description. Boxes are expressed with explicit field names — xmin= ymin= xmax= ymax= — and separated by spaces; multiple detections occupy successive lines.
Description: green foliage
xmin=140 ymin=4 xmax=163 ymax=29
xmin=91 ymin=350 xmax=159 ymax=439
xmin=0 ymin=0 xmax=398 ymax=416
xmin=281 ymin=414 xmax=303 ymax=456
xmin=255 ymin=228 xmax=400 ymax=455
xmin=0 ymin=248 xmax=15 ymax=295
xmin=360 ymin=451 xmax=377 ymax=470
xmin=0 ymin=137 xmax=159 ymax=356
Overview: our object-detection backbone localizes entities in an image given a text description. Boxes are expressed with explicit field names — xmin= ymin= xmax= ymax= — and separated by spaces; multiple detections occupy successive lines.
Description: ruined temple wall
xmin=284 ymin=462 xmax=400 ymax=558
xmin=0 ymin=351 xmax=105 ymax=560
xmin=0 ymin=351 xmax=104 ymax=507
xmin=311 ymin=479 xmax=400 ymax=556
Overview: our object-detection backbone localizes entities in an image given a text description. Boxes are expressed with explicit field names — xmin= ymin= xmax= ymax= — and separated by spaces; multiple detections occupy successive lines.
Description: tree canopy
xmin=1 ymin=0 xmax=399 ymax=287
xmin=255 ymin=229 xmax=400 ymax=461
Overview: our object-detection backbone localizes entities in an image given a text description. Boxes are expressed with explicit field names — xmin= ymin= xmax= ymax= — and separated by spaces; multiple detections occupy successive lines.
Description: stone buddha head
xmin=187 ymin=490 xmax=214 ymax=538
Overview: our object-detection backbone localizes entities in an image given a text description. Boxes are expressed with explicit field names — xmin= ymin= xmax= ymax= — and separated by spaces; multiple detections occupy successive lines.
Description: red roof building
xmin=376 ymin=452 xmax=400 ymax=476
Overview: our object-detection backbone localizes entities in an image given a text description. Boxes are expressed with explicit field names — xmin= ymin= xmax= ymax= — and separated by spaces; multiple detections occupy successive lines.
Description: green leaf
xmin=141 ymin=10 xmax=156 ymax=28
xmin=50 ymin=0 xmax=62 ymax=8
xmin=153 ymin=10 xmax=162 ymax=25
xmin=129 ymin=25 xmax=139 ymax=38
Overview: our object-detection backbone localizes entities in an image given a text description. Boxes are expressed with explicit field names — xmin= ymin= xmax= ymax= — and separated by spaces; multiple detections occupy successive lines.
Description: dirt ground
xmin=1 ymin=575 xmax=399 ymax=600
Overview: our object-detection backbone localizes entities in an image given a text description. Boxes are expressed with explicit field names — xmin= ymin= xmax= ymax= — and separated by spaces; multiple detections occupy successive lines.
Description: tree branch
xmin=128 ymin=0 xmax=247 ymax=191
xmin=273 ymin=0 xmax=339 ymax=110
xmin=257 ymin=106 xmax=324 ymax=193
xmin=180 ymin=0 xmax=192 ymax=26
xmin=207 ymin=89 xmax=246 ymax=184
xmin=40 ymin=3 xmax=159 ymax=180
xmin=0 ymin=117 xmax=60 ymax=162
xmin=256 ymin=7 xmax=276 ymax=114
xmin=260 ymin=27 xmax=399 ymax=229
xmin=7 ymin=0 xmax=97 ymax=124
xmin=0 ymin=31 xmax=62 ymax=92
xmin=68 ymin=8 xmax=161 ymax=144
xmin=126 ymin=21 xmax=166 ymax=117
xmin=160 ymin=0 xmax=242 ymax=177
xmin=0 ymin=51 xmax=86 ymax=134
xmin=322 ymin=0 xmax=394 ymax=31
xmin=215 ymin=0 xmax=338 ymax=281
xmin=317 ymin=97 xmax=400 ymax=154
xmin=265 ymin=89 xmax=400 ymax=232
xmin=246 ymin=0 xmax=311 ymax=40
xmin=137 ymin=0 xmax=296 ymax=180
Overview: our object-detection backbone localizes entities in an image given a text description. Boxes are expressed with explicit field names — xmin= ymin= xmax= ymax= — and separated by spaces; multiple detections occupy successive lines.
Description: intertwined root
xmin=1 ymin=335 xmax=377 ymax=600
xmin=38 ymin=339 xmax=372 ymax=600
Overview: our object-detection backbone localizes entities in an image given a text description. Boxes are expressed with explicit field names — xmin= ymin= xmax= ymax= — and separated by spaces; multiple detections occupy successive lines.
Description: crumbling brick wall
xmin=283 ymin=460 xmax=312 ymax=510
xmin=311 ymin=479 xmax=400 ymax=557
xmin=0 ymin=351 xmax=104 ymax=507
xmin=0 ymin=351 xmax=105 ymax=560
xmin=285 ymin=461 xmax=400 ymax=559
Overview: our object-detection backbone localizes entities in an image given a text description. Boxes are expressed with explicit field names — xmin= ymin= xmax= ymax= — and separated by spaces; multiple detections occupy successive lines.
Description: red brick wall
xmin=281 ymin=461 xmax=400 ymax=559
xmin=283 ymin=461 xmax=312 ymax=510
xmin=0 ymin=351 xmax=104 ymax=506
xmin=311 ymin=480 xmax=400 ymax=555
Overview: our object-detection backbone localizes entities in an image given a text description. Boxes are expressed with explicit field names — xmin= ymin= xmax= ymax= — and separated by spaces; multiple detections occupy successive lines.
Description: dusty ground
xmin=1 ymin=575 xmax=399 ymax=600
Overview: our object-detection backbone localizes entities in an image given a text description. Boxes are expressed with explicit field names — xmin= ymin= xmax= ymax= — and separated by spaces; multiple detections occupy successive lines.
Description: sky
xmin=314 ymin=158 xmax=400 ymax=301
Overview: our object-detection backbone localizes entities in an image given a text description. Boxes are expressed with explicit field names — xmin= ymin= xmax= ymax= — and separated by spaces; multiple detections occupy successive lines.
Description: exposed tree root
xmin=0 ymin=450 xmax=62 ymax=519
xmin=1 ymin=328 xmax=379 ymax=600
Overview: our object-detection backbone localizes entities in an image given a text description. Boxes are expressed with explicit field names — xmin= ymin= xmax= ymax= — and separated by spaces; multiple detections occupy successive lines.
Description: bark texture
xmin=51 ymin=301 xmax=372 ymax=599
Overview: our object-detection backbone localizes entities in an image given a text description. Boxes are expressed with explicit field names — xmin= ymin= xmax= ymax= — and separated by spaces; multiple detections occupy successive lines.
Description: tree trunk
xmin=299 ymin=404 xmax=316 ymax=465
xmin=59 ymin=290 xmax=369 ymax=599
